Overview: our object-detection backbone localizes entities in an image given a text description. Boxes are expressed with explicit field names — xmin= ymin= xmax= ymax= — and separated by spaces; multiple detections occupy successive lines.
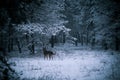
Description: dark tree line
xmin=0 ymin=0 xmax=44 ymax=53
xmin=64 ymin=0 xmax=120 ymax=50
xmin=0 ymin=0 xmax=44 ymax=79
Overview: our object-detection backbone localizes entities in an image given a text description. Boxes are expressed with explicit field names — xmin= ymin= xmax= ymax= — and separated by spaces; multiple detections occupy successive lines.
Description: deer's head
xmin=43 ymin=47 xmax=46 ymax=51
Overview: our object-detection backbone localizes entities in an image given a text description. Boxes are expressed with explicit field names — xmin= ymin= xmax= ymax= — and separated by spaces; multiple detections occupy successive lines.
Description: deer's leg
xmin=44 ymin=54 xmax=47 ymax=60
xmin=48 ymin=54 xmax=50 ymax=60
xmin=50 ymin=55 xmax=52 ymax=60
xmin=46 ymin=55 xmax=47 ymax=60
xmin=44 ymin=55 xmax=46 ymax=60
xmin=51 ymin=54 xmax=53 ymax=60
xmin=47 ymin=55 xmax=49 ymax=60
xmin=51 ymin=55 xmax=53 ymax=60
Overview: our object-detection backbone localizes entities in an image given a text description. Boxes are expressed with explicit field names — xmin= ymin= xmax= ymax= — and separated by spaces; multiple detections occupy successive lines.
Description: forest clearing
xmin=8 ymin=44 xmax=120 ymax=80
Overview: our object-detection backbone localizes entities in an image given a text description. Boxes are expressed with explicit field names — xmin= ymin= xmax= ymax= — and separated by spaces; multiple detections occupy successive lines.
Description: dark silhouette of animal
xmin=43 ymin=47 xmax=55 ymax=60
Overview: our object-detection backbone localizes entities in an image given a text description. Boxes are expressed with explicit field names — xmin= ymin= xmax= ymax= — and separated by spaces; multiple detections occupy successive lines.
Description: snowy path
xmin=9 ymin=50 xmax=120 ymax=80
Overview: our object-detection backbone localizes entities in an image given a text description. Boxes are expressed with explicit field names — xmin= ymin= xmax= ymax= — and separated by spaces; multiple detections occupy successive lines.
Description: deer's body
xmin=43 ymin=47 xmax=55 ymax=60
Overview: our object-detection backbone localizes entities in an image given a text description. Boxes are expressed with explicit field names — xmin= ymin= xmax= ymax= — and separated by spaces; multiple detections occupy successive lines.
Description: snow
xmin=9 ymin=46 xmax=120 ymax=80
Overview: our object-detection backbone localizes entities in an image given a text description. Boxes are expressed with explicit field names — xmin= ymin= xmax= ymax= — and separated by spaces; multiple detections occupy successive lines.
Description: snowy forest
xmin=0 ymin=0 xmax=120 ymax=80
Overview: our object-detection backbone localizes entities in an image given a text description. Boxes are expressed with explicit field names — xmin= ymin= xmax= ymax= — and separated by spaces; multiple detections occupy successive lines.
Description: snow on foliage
xmin=17 ymin=23 xmax=44 ymax=34
xmin=17 ymin=23 xmax=70 ymax=37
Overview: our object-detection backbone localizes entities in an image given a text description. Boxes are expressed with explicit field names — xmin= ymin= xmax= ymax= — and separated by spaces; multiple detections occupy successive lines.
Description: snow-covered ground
xmin=9 ymin=45 xmax=120 ymax=80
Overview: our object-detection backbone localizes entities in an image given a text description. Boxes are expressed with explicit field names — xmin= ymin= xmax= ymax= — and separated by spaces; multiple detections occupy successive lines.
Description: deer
xmin=43 ymin=47 xmax=55 ymax=60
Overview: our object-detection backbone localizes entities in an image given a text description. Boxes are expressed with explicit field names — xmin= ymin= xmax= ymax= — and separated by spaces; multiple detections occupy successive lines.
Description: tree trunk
xmin=86 ymin=31 xmax=89 ymax=45
xmin=78 ymin=32 xmax=81 ymax=43
xmin=0 ymin=33 xmax=7 ymax=55
xmin=81 ymin=33 xmax=83 ymax=46
xmin=63 ymin=33 xmax=66 ymax=43
xmin=31 ymin=34 xmax=35 ymax=54
xmin=91 ymin=31 xmax=96 ymax=48
xmin=8 ymin=38 xmax=11 ymax=52
xmin=115 ymin=28 xmax=119 ymax=51
xmin=31 ymin=40 xmax=35 ymax=54
xmin=16 ymin=38 xmax=22 ymax=53
xmin=102 ymin=39 xmax=108 ymax=50
xmin=115 ymin=36 xmax=119 ymax=51
xmin=25 ymin=34 xmax=29 ymax=44
xmin=75 ymin=40 xmax=78 ymax=46
xmin=11 ymin=38 xmax=13 ymax=51
xmin=50 ymin=35 xmax=55 ymax=48
xmin=8 ymin=24 xmax=14 ymax=52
